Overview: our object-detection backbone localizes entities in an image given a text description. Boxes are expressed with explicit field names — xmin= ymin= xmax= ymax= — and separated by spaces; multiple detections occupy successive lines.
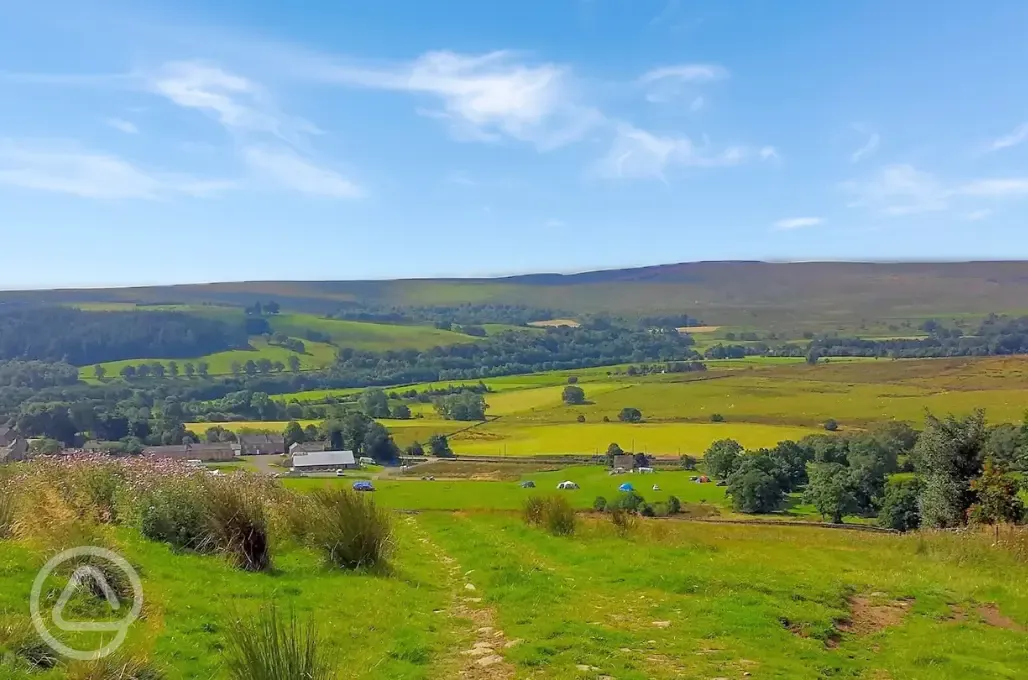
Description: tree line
xmin=0 ymin=306 xmax=250 ymax=365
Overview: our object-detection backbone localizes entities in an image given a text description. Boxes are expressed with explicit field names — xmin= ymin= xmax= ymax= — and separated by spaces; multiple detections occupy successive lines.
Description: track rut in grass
xmin=405 ymin=517 xmax=517 ymax=680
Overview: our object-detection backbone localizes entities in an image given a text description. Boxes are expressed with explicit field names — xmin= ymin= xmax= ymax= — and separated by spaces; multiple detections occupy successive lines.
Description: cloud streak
xmin=243 ymin=146 xmax=362 ymax=198
xmin=843 ymin=164 xmax=1028 ymax=215
xmin=773 ymin=217 xmax=822 ymax=230
xmin=107 ymin=118 xmax=139 ymax=134
xmin=850 ymin=128 xmax=879 ymax=162
xmin=0 ymin=140 xmax=233 ymax=199
xmin=988 ymin=122 xmax=1028 ymax=152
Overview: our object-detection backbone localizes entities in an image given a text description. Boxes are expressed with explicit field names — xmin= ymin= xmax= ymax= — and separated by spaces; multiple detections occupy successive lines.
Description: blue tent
xmin=352 ymin=481 xmax=375 ymax=492
xmin=618 ymin=482 xmax=635 ymax=492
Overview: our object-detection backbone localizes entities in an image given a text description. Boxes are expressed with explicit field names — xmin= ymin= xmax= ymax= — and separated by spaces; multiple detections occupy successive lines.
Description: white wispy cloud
xmin=0 ymin=140 xmax=233 ymax=199
xmin=640 ymin=64 xmax=727 ymax=104
xmin=957 ymin=178 xmax=1028 ymax=197
xmin=843 ymin=165 xmax=1028 ymax=216
xmin=323 ymin=51 xmax=603 ymax=150
xmin=773 ymin=217 xmax=822 ymax=230
xmin=850 ymin=127 xmax=880 ymax=162
xmin=243 ymin=146 xmax=361 ymax=198
xmin=841 ymin=164 xmax=947 ymax=215
xmin=639 ymin=64 xmax=728 ymax=84
xmin=545 ymin=218 xmax=565 ymax=228
xmin=592 ymin=124 xmax=766 ymax=181
xmin=106 ymin=118 xmax=139 ymax=134
xmin=988 ymin=122 xmax=1028 ymax=152
xmin=759 ymin=146 xmax=779 ymax=160
xmin=963 ymin=209 xmax=993 ymax=221
xmin=147 ymin=61 xmax=319 ymax=144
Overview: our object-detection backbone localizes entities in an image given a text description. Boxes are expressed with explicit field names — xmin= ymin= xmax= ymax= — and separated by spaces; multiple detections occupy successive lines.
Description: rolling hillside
xmin=4 ymin=261 xmax=1028 ymax=330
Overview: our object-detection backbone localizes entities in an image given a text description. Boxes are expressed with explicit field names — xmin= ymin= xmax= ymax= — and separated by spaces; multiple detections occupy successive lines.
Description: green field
xmin=3 ymin=470 xmax=1026 ymax=679
xmin=80 ymin=337 xmax=338 ymax=379
xmin=267 ymin=314 xmax=482 ymax=350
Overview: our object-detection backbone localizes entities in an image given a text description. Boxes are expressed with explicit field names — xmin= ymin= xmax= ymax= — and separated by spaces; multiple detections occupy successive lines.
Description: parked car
xmin=353 ymin=480 xmax=375 ymax=492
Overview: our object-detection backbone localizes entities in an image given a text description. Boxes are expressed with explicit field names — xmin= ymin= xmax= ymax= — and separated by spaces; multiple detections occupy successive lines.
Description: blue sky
xmin=3 ymin=0 xmax=1028 ymax=288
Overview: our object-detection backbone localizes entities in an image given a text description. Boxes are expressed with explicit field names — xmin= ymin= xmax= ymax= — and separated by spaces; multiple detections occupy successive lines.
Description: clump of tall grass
xmin=307 ymin=488 xmax=394 ymax=570
xmin=0 ymin=481 xmax=16 ymax=539
xmin=205 ymin=477 xmax=271 ymax=572
xmin=65 ymin=651 xmax=163 ymax=680
xmin=609 ymin=507 xmax=637 ymax=537
xmin=522 ymin=495 xmax=577 ymax=536
xmin=139 ymin=477 xmax=211 ymax=552
xmin=0 ymin=619 xmax=58 ymax=670
xmin=224 ymin=605 xmax=335 ymax=680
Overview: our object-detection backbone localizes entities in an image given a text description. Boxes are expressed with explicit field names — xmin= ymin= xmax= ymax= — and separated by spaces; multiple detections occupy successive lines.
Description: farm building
xmin=291 ymin=450 xmax=357 ymax=472
xmin=612 ymin=454 xmax=637 ymax=470
xmin=0 ymin=437 xmax=29 ymax=464
xmin=238 ymin=434 xmax=286 ymax=455
xmin=143 ymin=442 xmax=240 ymax=462
xmin=0 ymin=426 xmax=15 ymax=447
xmin=288 ymin=441 xmax=328 ymax=455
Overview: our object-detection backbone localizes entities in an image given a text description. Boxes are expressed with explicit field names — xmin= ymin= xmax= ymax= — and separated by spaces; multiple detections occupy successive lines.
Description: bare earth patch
xmin=677 ymin=325 xmax=721 ymax=333
xmin=528 ymin=319 xmax=581 ymax=328
xmin=977 ymin=604 xmax=1025 ymax=632
xmin=837 ymin=596 xmax=913 ymax=636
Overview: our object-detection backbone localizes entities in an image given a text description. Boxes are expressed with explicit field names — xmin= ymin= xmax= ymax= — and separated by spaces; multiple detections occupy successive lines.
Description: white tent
xmin=557 ymin=480 xmax=579 ymax=490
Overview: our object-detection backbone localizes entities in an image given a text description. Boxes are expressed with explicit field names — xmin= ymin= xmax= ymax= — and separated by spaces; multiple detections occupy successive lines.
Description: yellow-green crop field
xmin=267 ymin=313 xmax=481 ymax=350
xmin=192 ymin=356 xmax=1028 ymax=456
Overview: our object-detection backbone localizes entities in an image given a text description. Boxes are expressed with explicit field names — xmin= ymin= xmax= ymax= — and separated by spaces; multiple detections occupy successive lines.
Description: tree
xmin=562 ymin=385 xmax=586 ymax=405
xmin=567 ymin=376 xmax=578 ymax=384
xmin=434 ymin=392 xmax=488 ymax=421
xmin=406 ymin=441 xmax=425 ymax=457
xmin=151 ymin=362 xmax=166 ymax=378
xmin=806 ymin=349 xmax=820 ymax=365
xmin=704 ymin=439 xmax=743 ymax=481
xmin=680 ymin=454 xmax=697 ymax=470
xmin=288 ymin=355 xmax=302 ymax=373
xmin=968 ymin=460 xmax=1025 ymax=525
xmin=197 ymin=361 xmax=209 ymax=377
xmin=390 ymin=404 xmax=412 ymax=420
xmin=243 ymin=360 xmax=258 ymax=376
xmin=427 ymin=434 xmax=453 ymax=457
xmin=184 ymin=362 xmax=195 ymax=378
xmin=303 ymin=424 xmax=320 ymax=442
xmin=359 ymin=388 xmax=391 ymax=418
xmin=618 ymin=407 xmax=642 ymax=423
xmin=256 ymin=358 xmax=274 ymax=374
xmin=805 ymin=463 xmax=857 ymax=523
xmin=823 ymin=418 xmax=839 ymax=432
xmin=272 ymin=361 xmax=285 ymax=373
xmin=768 ymin=440 xmax=811 ymax=491
xmin=726 ymin=462 xmax=785 ymax=514
xmin=605 ymin=442 xmax=624 ymax=467
xmin=284 ymin=420 xmax=305 ymax=448
xmin=119 ymin=365 xmax=137 ymax=380
xmin=915 ymin=410 xmax=987 ymax=528
xmin=983 ymin=423 xmax=1025 ymax=470
xmin=264 ymin=301 xmax=280 ymax=314
xmin=136 ymin=364 xmax=151 ymax=378
xmin=230 ymin=362 xmax=242 ymax=376
xmin=878 ymin=480 xmax=922 ymax=532
xmin=168 ymin=361 xmax=179 ymax=378
xmin=710 ymin=413 xmax=725 ymax=423
xmin=205 ymin=426 xmax=236 ymax=443
xmin=93 ymin=364 xmax=106 ymax=381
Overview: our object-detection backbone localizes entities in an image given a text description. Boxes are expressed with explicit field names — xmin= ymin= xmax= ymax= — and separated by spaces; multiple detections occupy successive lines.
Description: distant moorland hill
xmin=3 ymin=260 xmax=1028 ymax=329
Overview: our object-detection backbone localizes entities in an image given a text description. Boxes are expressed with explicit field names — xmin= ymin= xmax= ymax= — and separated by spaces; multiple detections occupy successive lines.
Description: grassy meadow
xmin=80 ymin=336 xmax=338 ymax=380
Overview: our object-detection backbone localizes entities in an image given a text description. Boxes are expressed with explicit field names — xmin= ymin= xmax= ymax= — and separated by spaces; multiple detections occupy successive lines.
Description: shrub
xmin=224 ymin=605 xmax=334 ymax=680
xmin=523 ymin=495 xmax=576 ymax=536
xmin=618 ymin=407 xmax=643 ymax=423
xmin=602 ymin=416 xmax=610 ymax=423
xmin=667 ymin=495 xmax=682 ymax=514
xmin=576 ymin=414 xmax=586 ymax=423
xmin=610 ymin=491 xmax=646 ymax=513
xmin=640 ymin=503 xmax=656 ymax=517
xmin=609 ymin=507 xmax=637 ymax=536
xmin=522 ymin=496 xmax=546 ymax=526
xmin=543 ymin=496 xmax=577 ymax=536
xmin=308 ymin=488 xmax=394 ymax=570
xmin=592 ymin=496 xmax=608 ymax=512
xmin=206 ymin=478 xmax=271 ymax=572
xmin=823 ymin=419 xmax=839 ymax=432
xmin=139 ymin=478 xmax=210 ymax=552
xmin=710 ymin=413 xmax=725 ymax=423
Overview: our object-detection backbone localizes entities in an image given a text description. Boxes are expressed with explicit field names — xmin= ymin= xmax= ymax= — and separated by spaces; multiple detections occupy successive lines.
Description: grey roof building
xmin=291 ymin=450 xmax=357 ymax=470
